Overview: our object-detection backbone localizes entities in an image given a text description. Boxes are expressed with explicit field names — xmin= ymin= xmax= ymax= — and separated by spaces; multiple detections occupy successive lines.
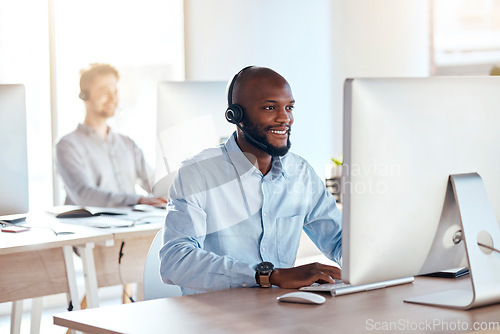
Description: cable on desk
xmin=118 ymin=241 xmax=135 ymax=303
xmin=478 ymin=242 xmax=500 ymax=255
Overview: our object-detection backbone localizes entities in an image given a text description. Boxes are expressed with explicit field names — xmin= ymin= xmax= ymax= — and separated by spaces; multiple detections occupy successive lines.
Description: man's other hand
xmin=138 ymin=196 xmax=168 ymax=206
xmin=269 ymin=262 xmax=341 ymax=289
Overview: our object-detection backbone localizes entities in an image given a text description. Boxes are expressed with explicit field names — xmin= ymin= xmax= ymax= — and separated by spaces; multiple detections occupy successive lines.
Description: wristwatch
xmin=256 ymin=261 xmax=274 ymax=288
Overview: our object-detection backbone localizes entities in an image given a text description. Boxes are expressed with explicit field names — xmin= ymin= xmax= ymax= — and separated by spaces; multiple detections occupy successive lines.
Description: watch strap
xmin=259 ymin=272 xmax=272 ymax=288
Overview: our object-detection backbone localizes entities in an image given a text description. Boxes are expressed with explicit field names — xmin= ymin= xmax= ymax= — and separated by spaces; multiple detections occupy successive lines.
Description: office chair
xmin=143 ymin=230 xmax=182 ymax=300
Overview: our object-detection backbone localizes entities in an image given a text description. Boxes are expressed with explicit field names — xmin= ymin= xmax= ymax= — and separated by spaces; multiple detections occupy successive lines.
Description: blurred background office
xmin=2 ymin=1 xmax=500 ymax=331
xmin=2 ymin=0 xmax=500 ymax=212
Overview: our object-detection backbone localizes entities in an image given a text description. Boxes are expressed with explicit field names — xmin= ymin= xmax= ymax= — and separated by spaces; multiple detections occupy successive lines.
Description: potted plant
xmin=326 ymin=156 xmax=343 ymax=203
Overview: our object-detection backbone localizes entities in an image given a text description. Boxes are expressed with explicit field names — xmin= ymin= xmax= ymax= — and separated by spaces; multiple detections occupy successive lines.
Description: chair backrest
xmin=143 ymin=230 xmax=182 ymax=300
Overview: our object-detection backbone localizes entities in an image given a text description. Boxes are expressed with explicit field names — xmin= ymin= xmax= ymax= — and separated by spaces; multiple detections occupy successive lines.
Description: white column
xmin=330 ymin=0 xmax=430 ymax=155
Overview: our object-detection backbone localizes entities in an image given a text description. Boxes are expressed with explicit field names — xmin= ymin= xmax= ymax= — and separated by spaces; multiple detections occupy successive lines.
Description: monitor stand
xmin=405 ymin=173 xmax=500 ymax=309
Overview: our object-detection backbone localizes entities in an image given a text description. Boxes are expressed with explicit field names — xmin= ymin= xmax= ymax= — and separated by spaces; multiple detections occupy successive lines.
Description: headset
xmin=225 ymin=66 xmax=267 ymax=151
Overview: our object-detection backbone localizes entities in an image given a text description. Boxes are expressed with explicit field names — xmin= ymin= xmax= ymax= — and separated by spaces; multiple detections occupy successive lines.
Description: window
xmin=433 ymin=0 xmax=500 ymax=75
xmin=0 ymin=0 xmax=185 ymax=207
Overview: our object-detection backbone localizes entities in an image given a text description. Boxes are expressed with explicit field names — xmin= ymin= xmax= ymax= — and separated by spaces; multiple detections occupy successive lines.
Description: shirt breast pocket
xmin=276 ymin=214 xmax=306 ymax=267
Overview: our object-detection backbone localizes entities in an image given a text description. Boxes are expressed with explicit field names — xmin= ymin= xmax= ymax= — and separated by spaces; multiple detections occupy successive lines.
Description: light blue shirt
xmin=160 ymin=133 xmax=342 ymax=295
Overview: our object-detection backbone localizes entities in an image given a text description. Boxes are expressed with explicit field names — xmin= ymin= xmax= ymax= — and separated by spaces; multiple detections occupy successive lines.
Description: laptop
xmin=300 ymin=276 xmax=414 ymax=296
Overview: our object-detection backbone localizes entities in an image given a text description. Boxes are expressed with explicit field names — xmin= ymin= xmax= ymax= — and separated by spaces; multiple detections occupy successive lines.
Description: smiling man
xmin=55 ymin=63 xmax=167 ymax=207
xmin=160 ymin=66 xmax=342 ymax=295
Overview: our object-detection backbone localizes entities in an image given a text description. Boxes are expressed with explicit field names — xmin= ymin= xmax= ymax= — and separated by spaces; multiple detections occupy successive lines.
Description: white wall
xmin=184 ymin=0 xmax=334 ymax=174
xmin=52 ymin=0 xmax=185 ymax=165
xmin=331 ymin=0 xmax=430 ymax=155
xmin=184 ymin=0 xmax=430 ymax=176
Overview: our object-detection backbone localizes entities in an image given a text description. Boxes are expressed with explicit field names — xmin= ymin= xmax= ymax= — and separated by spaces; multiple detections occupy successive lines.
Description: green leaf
xmin=331 ymin=157 xmax=343 ymax=166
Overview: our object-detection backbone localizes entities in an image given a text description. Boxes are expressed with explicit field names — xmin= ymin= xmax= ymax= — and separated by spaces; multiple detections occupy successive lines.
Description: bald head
xmin=231 ymin=67 xmax=292 ymax=107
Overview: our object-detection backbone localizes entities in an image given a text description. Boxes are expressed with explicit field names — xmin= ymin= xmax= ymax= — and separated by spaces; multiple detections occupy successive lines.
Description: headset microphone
xmin=226 ymin=106 xmax=268 ymax=151
xmin=236 ymin=123 xmax=268 ymax=151
xmin=225 ymin=66 xmax=268 ymax=151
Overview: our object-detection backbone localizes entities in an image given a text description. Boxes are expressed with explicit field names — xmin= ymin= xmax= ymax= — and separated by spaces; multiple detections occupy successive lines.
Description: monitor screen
xmin=154 ymin=81 xmax=233 ymax=198
xmin=342 ymin=77 xmax=500 ymax=285
xmin=0 ymin=84 xmax=29 ymax=218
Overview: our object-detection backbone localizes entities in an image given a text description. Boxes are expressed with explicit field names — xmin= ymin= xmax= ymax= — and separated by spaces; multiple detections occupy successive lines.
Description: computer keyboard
xmin=300 ymin=281 xmax=351 ymax=295
xmin=300 ymin=276 xmax=414 ymax=296
xmin=306 ymin=282 xmax=351 ymax=290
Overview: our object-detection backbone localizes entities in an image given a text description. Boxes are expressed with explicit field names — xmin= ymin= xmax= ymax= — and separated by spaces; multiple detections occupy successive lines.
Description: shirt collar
xmin=270 ymin=155 xmax=288 ymax=180
xmin=224 ymin=132 xmax=288 ymax=180
xmin=224 ymin=132 xmax=256 ymax=178
xmin=77 ymin=123 xmax=113 ymax=138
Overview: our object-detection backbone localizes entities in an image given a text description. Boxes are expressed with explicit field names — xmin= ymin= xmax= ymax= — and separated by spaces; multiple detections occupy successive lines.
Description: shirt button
xmin=262 ymin=247 xmax=266 ymax=252
xmin=242 ymin=283 xmax=247 ymax=287
xmin=263 ymin=213 xmax=267 ymax=217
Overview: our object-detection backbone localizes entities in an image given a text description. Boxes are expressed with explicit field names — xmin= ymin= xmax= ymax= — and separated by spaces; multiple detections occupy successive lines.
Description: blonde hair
xmin=79 ymin=63 xmax=119 ymax=94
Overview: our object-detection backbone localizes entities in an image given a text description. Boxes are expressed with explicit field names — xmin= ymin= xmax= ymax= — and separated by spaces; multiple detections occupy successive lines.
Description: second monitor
xmin=0 ymin=84 xmax=29 ymax=219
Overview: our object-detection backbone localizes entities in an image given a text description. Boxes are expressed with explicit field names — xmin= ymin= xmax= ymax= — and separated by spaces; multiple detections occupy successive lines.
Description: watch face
xmin=257 ymin=261 xmax=274 ymax=273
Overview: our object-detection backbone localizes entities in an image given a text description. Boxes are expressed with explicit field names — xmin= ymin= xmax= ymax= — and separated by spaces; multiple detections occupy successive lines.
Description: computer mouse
xmin=277 ymin=291 xmax=326 ymax=305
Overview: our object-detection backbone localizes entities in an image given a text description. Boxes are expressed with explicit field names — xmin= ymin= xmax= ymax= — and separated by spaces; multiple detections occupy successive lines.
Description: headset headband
xmin=227 ymin=65 xmax=255 ymax=106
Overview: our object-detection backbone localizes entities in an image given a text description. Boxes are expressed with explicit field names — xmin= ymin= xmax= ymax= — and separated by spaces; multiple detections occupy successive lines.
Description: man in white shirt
xmin=56 ymin=63 xmax=166 ymax=207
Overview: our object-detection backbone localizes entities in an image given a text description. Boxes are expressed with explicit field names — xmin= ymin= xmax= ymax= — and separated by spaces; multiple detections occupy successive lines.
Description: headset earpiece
xmin=225 ymin=65 xmax=255 ymax=124
xmin=225 ymin=65 xmax=267 ymax=151
xmin=79 ymin=91 xmax=88 ymax=100
xmin=225 ymin=104 xmax=244 ymax=124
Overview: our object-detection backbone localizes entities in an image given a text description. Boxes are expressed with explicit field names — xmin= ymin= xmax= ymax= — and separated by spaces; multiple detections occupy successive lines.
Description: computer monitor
xmin=0 ymin=84 xmax=29 ymax=218
xmin=342 ymin=77 xmax=500 ymax=291
xmin=153 ymin=81 xmax=233 ymax=197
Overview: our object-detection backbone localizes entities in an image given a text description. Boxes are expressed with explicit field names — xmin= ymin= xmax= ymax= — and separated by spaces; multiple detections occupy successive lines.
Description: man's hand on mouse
xmin=269 ymin=262 xmax=341 ymax=289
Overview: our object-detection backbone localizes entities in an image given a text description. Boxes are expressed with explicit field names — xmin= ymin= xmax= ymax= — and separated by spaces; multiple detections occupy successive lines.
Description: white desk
xmin=27 ymin=209 xmax=167 ymax=308
xmin=0 ymin=212 xmax=112 ymax=334
xmin=1 ymin=207 xmax=166 ymax=334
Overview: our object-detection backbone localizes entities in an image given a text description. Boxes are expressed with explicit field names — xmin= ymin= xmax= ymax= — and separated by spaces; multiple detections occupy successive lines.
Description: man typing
xmin=160 ymin=66 xmax=341 ymax=294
